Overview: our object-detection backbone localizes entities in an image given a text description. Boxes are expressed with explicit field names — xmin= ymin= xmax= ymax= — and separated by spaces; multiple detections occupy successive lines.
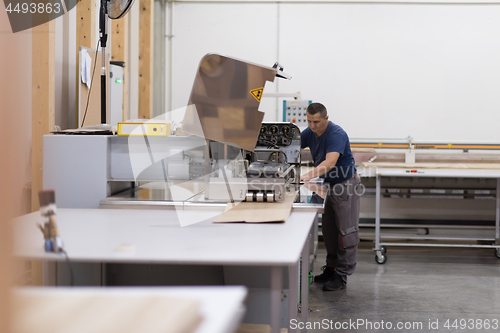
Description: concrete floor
xmin=305 ymin=241 xmax=500 ymax=332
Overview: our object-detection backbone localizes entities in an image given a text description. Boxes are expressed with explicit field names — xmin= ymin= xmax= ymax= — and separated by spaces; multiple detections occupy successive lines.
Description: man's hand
xmin=300 ymin=152 xmax=340 ymax=183
xmin=303 ymin=182 xmax=328 ymax=199
xmin=300 ymin=173 xmax=314 ymax=182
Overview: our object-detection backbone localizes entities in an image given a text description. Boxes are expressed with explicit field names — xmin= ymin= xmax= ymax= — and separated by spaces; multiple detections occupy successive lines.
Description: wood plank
xmin=32 ymin=20 xmax=55 ymax=212
xmin=12 ymin=291 xmax=202 ymax=333
xmin=111 ymin=16 xmax=129 ymax=121
xmin=0 ymin=14 xmax=18 ymax=331
xmin=139 ymin=0 xmax=154 ymax=119
xmin=76 ymin=0 xmax=96 ymax=127
xmin=362 ymin=162 xmax=500 ymax=170
xmin=32 ymin=16 xmax=56 ymax=287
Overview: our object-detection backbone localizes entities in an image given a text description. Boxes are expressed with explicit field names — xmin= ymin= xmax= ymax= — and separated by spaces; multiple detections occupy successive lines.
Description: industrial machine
xmin=205 ymin=122 xmax=301 ymax=202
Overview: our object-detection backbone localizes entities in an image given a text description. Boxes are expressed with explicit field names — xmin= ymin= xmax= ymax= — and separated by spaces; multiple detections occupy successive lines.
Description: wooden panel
xmin=76 ymin=0 xmax=96 ymax=128
xmin=139 ymin=0 xmax=154 ymax=119
xmin=111 ymin=16 xmax=129 ymax=121
xmin=12 ymin=290 xmax=202 ymax=333
xmin=32 ymin=20 xmax=55 ymax=212
xmin=78 ymin=49 xmax=110 ymax=127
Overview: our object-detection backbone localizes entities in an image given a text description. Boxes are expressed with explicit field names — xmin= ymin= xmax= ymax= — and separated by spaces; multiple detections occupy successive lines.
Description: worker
xmin=300 ymin=102 xmax=361 ymax=291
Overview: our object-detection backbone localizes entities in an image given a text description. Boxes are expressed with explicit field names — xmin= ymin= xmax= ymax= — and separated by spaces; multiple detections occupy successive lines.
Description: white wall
xmin=168 ymin=2 xmax=280 ymax=124
xmin=166 ymin=0 xmax=500 ymax=142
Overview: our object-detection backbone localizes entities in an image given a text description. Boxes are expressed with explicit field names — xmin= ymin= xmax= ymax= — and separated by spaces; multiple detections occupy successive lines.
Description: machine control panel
xmin=258 ymin=123 xmax=300 ymax=147
xmin=283 ymin=100 xmax=312 ymax=126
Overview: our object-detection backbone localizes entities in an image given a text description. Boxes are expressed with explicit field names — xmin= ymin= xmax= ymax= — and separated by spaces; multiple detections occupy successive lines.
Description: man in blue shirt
xmin=301 ymin=102 xmax=361 ymax=291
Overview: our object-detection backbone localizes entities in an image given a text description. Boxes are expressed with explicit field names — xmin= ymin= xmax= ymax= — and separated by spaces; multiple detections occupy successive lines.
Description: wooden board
xmin=111 ymin=16 xmax=129 ymax=121
xmin=362 ymin=162 xmax=500 ymax=170
xmin=139 ymin=0 xmax=154 ymax=119
xmin=12 ymin=291 xmax=202 ymax=333
xmin=214 ymin=191 xmax=298 ymax=223
xmin=78 ymin=47 xmax=110 ymax=127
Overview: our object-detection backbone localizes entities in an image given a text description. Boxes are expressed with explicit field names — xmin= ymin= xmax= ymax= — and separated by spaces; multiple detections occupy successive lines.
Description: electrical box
xmin=283 ymin=100 xmax=311 ymax=127
xmin=109 ymin=62 xmax=125 ymax=127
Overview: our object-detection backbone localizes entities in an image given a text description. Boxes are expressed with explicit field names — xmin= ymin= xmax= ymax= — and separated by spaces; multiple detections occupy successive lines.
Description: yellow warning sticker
xmin=250 ymin=87 xmax=264 ymax=102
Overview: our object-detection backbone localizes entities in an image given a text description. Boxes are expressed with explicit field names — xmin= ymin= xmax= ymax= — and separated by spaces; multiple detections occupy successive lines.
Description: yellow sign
xmin=117 ymin=122 xmax=171 ymax=136
xmin=250 ymin=87 xmax=264 ymax=102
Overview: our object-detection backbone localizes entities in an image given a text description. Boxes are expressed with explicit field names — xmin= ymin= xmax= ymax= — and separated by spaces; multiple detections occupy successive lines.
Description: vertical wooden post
xmin=31 ymin=18 xmax=56 ymax=287
xmin=32 ymin=21 xmax=56 ymax=212
xmin=0 ymin=12 xmax=22 ymax=330
xmin=76 ymin=0 xmax=96 ymax=128
xmin=111 ymin=16 xmax=129 ymax=121
xmin=139 ymin=0 xmax=154 ymax=119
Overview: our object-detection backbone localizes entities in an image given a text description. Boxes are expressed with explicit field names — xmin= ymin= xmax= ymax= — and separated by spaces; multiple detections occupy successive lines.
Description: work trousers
xmin=322 ymin=174 xmax=362 ymax=282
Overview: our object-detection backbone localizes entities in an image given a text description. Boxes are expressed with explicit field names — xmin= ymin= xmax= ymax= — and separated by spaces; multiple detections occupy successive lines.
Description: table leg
xmin=43 ymin=261 xmax=56 ymax=286
xmin=496 ymin=179 xmax=500 ymax=244
xmin=375 ymin=175 xmax=381 ymax=249
xmin=375 ymin=175 xmax=384 ymax=261
xmin=301 ymin=232 xmax=310 ymax=333
xmin=288 ymin=261 xmax=299 ymax=333
xmin=271 ymin=266 xmax=283 ymax=333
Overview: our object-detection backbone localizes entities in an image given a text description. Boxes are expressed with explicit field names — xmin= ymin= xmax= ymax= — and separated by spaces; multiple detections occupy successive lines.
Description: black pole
xmin=99 ymin=1 xmax=108 ymax=125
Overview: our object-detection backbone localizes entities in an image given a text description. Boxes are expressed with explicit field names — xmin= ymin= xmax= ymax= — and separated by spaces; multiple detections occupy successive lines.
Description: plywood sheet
xmin=214 ymin=191 xmax=298 ymax=223
xmin=12 ymin=291 xmax=202 ymax=333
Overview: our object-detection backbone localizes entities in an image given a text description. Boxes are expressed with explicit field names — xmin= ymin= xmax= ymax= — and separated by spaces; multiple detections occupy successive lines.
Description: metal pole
xmin=375 ymin=175 xmax=381 ymax=251
xmin=300 ymin=231 xmax=310 ymax=332
xmin=496 ymin=178 xmax=500 ymax=243
xmin=288 ymin=262 xmax=298 ymax=333
xmin=270 ymin=266 xmax=283 ymax=333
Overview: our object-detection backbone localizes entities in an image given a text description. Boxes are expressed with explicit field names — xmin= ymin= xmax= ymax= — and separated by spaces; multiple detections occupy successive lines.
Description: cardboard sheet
xmin=214 ymin=191 xmax=298 ymax=223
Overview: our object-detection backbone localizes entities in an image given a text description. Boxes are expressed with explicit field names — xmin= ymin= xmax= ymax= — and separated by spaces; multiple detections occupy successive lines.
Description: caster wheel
xmin=375 ymin=254 xmax=387 ymax=264
xmin=495 ymin=248 xmax=500 ymax=258
xmin=381 ymin=246 xmax=387 ymax=255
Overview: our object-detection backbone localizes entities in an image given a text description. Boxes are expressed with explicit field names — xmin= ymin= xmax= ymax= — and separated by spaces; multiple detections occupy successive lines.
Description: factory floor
xmin=306 ymin=241 xmax=500 ymax=332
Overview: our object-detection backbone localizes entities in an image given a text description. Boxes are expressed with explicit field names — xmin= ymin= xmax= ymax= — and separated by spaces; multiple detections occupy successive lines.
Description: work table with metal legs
xmin=13 ymin=208 xmax=317 ymax=333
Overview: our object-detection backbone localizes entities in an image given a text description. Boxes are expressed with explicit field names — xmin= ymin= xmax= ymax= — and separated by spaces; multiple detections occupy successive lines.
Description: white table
xmin=13 ymin=208 xmax=316 ymax=333
xmin=360 ymin=167 xmax=500 ymax=263
xmin=12 ymin=286 xmax=247 ymax=333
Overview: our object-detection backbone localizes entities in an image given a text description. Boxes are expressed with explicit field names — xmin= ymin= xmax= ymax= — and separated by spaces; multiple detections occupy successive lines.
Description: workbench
xmin=13 ymin=207 xmax=317 ymax=333
xmin=359 ymin=167 xmax=500 ymax=264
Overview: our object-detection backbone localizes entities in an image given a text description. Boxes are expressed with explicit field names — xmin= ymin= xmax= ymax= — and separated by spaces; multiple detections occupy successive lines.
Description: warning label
xmin=250 ymin=87 xmax=264 ymax=102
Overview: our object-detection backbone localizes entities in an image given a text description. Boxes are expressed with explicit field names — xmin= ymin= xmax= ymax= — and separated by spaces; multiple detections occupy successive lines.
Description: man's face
xmin=307 ymin=112 xmax=329 ymax=136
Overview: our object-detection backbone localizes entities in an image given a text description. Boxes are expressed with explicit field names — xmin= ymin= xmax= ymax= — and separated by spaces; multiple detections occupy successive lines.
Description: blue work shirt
xmin=301 ymin=121 xmax=357 ymax=185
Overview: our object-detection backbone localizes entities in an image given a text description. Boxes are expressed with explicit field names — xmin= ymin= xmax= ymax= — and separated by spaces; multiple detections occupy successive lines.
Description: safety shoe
xmin=323 ymin=273 xmax=346 ymax=291
xmin=314 ymin=266 xmax=334 ymax=283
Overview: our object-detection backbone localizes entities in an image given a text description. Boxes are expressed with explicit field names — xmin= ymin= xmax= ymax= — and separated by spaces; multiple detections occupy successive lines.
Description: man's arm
xmin=301 ymin=151 xmax=340 ymax=182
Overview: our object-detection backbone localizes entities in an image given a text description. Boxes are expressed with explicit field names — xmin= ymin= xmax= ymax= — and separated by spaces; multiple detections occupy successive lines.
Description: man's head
xmin=306 ymin=102 xmax=329 ymax=136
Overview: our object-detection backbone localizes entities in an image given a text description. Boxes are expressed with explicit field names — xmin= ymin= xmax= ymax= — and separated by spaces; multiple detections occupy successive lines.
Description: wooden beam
xmin=31 ymin=16 xmax=56 ymax=287
xmin=76 ymin=0 xmax=96 ymax=128
xmin=139 ymin=0 xmax=154 ymax=119
xmin=0 ymin=11 xmax=20 ymax=331
xmin=111 ymin=16 xmax=129 ymax=121
xmin=32 ymin=20 xmax=55 ymax=212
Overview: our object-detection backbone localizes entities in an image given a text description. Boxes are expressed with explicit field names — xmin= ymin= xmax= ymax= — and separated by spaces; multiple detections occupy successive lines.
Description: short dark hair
xmin=306 ymin=103 xmax=327 ymax=118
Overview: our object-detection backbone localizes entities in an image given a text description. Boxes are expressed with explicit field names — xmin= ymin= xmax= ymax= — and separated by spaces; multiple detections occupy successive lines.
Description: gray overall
xmin=322 ymin=173 xmax=362 ymax=282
